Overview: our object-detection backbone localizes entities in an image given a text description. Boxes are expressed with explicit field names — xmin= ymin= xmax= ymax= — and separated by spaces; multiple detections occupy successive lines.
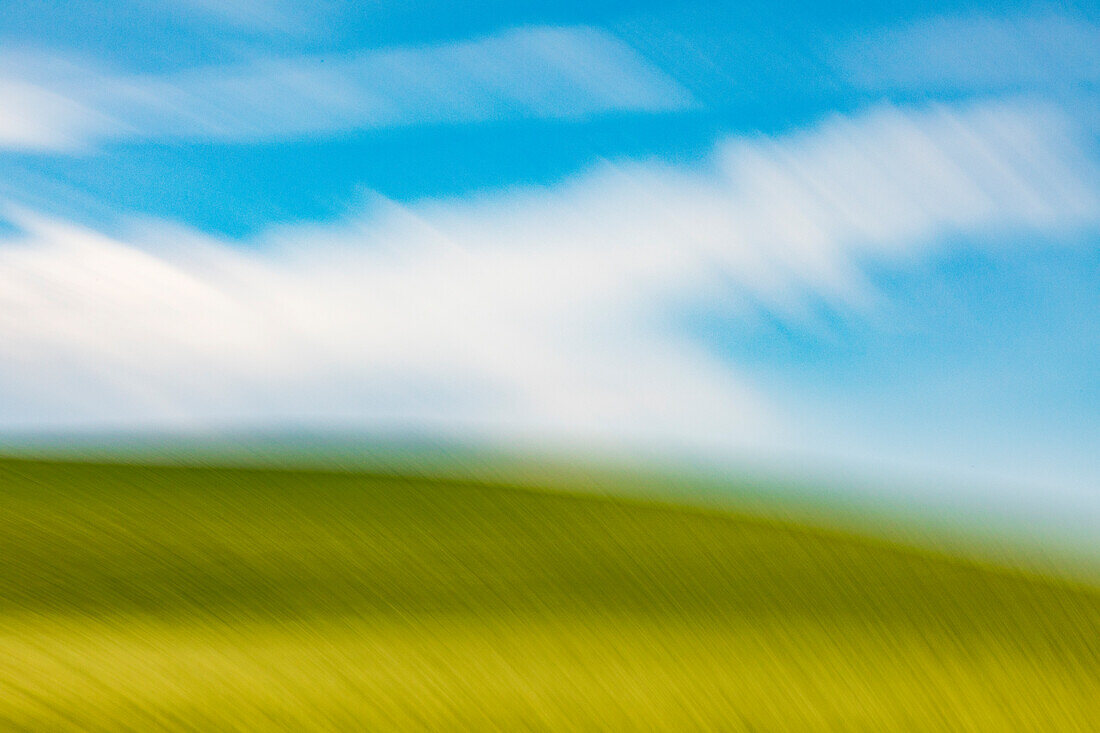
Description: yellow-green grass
xmin=0 ymin=456 xmax=1097 ymax=730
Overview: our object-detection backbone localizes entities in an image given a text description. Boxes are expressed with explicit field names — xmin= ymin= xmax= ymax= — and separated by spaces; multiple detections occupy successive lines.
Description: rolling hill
xmin=0 ymin=456 xmax=1096 ymax=730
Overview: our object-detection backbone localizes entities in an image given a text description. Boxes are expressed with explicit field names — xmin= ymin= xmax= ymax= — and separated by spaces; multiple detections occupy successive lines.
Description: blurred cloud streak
xmin=0 ymin=99 xmax=1095 ymax=455
xmin=158 ymin=0 xmax=319 ymax=32
xmin=835 ymin=12 xmax=1100 ymax=92
xmin=0 ymin=25 xmax=692 ymax=152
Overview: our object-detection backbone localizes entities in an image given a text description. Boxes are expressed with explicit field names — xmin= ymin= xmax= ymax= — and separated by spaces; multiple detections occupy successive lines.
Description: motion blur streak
xmin=0 ymin=457 xmax=1096 ymax=730
xmin=2 ymin=3 xmax=1100 ymax=729
xmin=0 ymin=25 xmax=692 ymax=151
xmin=1 ymin=101 xmax=1095 ymax=448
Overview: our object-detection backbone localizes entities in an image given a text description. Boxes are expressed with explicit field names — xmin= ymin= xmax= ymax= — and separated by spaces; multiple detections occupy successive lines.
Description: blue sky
xmin=0 ymin=1 xmax=1098 ymax=532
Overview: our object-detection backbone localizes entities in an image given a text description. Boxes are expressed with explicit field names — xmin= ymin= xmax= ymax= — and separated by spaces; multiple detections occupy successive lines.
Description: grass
xmin=0 ymin=456 xmax=1097 ymax=730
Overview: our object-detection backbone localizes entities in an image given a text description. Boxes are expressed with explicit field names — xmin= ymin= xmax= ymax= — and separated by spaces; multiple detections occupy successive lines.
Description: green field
xmin=0 ymin=456 xmax=1097 ymax=730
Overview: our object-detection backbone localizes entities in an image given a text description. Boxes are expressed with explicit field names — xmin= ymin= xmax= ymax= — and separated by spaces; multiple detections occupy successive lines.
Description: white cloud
xmin=158 ymin=0 xmax=315 ymax=32
xmin=0 ymin=57 xmax=124 ymax=152
xmin=0 ymin=25 xmax=692 ymax=151
xmin=836 ymin=12 xmax=1100 ymax=92
xmin=0 ymin=100 xmax=1096 ymax=451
